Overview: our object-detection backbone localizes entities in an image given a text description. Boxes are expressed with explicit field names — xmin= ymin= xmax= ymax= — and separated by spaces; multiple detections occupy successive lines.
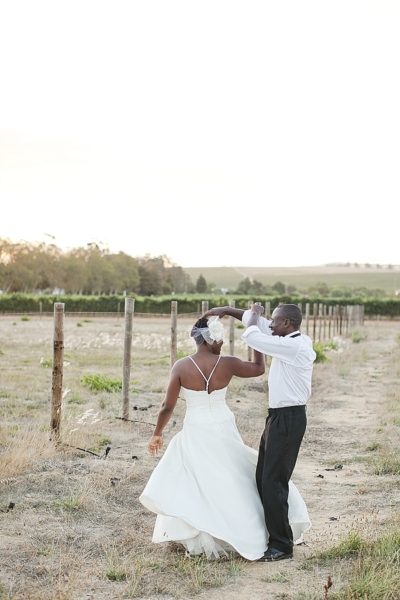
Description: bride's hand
xmin=148 ymin=435 xmax=163 ymax=456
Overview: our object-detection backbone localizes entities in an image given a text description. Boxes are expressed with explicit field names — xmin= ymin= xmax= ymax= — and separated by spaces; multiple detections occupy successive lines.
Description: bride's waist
xmin=183 ymin=403 xmax=233 ymax=422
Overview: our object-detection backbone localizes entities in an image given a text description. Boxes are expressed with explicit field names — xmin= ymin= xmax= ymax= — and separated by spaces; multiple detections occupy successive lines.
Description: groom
xmin=204 ymin=303 xmax=316 ymax=561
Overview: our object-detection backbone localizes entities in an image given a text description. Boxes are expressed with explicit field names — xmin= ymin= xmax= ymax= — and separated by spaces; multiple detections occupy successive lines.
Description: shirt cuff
xmin=242 ymin=325 xmax=260 ymax=339
xmin=242 ymin=309 xmax=252 ymax=326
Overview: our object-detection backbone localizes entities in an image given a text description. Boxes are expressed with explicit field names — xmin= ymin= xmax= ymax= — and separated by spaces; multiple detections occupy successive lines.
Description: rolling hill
xmin=183 ymin=265 xmax=400 ymax=294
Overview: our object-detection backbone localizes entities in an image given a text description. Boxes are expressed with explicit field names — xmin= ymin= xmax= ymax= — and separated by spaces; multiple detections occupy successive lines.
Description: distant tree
xmin=236 ymin=277 xmax=252 ymax=294
xmin=251 ymin=280 xmax=267 ymax=294
xmin=60 ymin=248 xmax=88 ymax=293
xmin=308 ymin=281 xmax=330 ymax=296
xmin=166 ymin=266 xmax=194 ymax=293
xmin=272 ymin=281 xmax=286 ymax=294
xmin=138 ymin=260 xmax=163 ymax=295
xmin=105 ymin=252 xmax=140 ymax=293
xmin=236 ymin=278 xmax=268 ymax=295
xmin=195 ymin=274 xmax=207 ymax=293
xmin=0 ymin=239 xmax=189 ymax=295
xmin=287 ymin=285 xmax=297 ymax=294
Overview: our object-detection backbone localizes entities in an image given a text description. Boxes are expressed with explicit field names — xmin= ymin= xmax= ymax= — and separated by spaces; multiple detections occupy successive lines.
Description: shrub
xmin=313 ymin=342 xmax=328 ymax=363
xmin=80 ymin=374 xmax=122 ymax=392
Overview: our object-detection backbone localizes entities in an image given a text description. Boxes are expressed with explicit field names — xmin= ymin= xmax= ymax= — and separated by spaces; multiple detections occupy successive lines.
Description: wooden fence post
xmin=322 ymin=304 xmax=327 ymax=340
xmin=312 ymin=303 xmax=318 ymax=341
xmin=305 ymin=303 xmax=310 ymax=336
xmin=318 ymin=303 xmax=323 ymax=341
xmin=229 ymin=299 xmax=235 ymax=356
xmin=51 ymin=303 xmax=64 ymax=440
xmin=201 ymin=300 xmax=209 ymax=315
xmin=333 ymin=304 xmax=339 ymax=335
xmin=265 ymin=301 xmax=271 ymax=318
xmin=328 ymin=305 xmax=333 ymax=338
xmin=339 ymin=305 xmax=343 ymax=335
xmin=347 ymin=305 xmax=353 ymax=334
xmin=247 ymin=300 xmax=253 ymax=360
xmin=122 ymin=298 xmax=134 ymax=420
xmin=171 ymin=300 xmax=178 ymax=367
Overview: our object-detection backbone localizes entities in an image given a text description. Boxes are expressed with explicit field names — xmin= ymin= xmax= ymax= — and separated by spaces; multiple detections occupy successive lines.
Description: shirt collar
xmin=288 ymin=330 xmax=301 ymax=338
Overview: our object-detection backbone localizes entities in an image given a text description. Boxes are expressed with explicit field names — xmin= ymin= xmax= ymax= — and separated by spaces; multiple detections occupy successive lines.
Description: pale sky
xmin=1 ymin=0 xmax=399 ymax=267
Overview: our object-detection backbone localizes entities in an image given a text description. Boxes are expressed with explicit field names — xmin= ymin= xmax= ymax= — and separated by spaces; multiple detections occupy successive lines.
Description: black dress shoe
xmin=257 ymin=547 xmax=293 ymax=562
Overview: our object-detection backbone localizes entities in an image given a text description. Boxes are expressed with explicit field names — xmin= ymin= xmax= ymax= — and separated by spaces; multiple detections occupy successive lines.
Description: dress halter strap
xmin=188 ymin=355 xmax=222 ymax=392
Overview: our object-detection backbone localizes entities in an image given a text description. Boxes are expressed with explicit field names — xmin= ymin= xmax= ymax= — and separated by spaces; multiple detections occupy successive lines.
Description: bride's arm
xmin=226 ymin=350 xmax=265 ymax=378
xmin=148 ymin=364 xmax=181 ymax=456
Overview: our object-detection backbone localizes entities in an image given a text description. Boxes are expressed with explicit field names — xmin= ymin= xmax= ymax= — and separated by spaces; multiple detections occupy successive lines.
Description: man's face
xmin=269 ymin=308 xmax=288 ymax=336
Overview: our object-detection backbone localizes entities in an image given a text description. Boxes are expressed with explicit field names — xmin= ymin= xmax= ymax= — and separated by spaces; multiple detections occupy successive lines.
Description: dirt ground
xmin=0 ymin=316 xmax=399 ymax=599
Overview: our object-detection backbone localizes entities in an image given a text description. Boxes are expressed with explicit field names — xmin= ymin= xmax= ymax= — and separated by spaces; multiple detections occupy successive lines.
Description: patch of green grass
xmin=55 ymin=495 xmax=84 ymax=511
xmin=40 ymin=357 xmax=53 ymax=368
xmin=76 ymin=322 xmax=83 ymax=327
xmin=324 ymin=340 xmax=339 ymax=350
xmin=89 ymin=435 xmax=111 ymax=454
xmin=317 ymin=531 xmax=362 ymax=559
xmin=313 ymin=342 xmax=328 ymax=363
xmin=20 ymin=316 xmax=30 ymax=321
xmin=328 ymin=528 xmax=400 ymax=599
xmin=313 ymin=338 xmax=341 ymax=363
xmin=351 ymin=330 xmax=366 ymax=343
xmin=365 ymin=441 xmax=380 ymax=452
xmin=80 ymin=374 xmax=122 ymax=392
xmin=67 ymin=393 xmax=85 ymax=405
xmin=142 ymin=356 xmax=169 ymax=366
xmin=373 ymin=453 xmax=400 ymax=475
xmin=172 ymin=554 xmax=242 ymax=594
xmin=260 ymin=570 xmax=290 ymax=583
xmin=106 ymin=568 xmax=127 ymax=582
xmin=36 ymin=547 xmax=51 ymax=557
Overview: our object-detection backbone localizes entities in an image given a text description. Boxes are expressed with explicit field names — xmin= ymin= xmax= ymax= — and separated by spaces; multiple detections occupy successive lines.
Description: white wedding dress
xmin=139 ymin=384 xmax=311 ymax=561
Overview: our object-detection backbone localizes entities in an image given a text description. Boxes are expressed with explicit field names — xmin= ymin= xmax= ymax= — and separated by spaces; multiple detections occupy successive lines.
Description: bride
xmin=139 ymin=316 xmax=310 ymax=561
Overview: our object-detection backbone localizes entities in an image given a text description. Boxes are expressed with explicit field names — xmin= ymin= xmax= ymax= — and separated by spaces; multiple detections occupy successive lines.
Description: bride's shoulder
xmin=172 ymin=355 xmax=194 ymax=371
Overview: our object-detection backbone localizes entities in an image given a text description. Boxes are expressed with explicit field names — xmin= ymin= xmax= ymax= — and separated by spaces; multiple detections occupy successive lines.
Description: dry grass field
xmin=0 ymin=315 xmax=399 ymax=599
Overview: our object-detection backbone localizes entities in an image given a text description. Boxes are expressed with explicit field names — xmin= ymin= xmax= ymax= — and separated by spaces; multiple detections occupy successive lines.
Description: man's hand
xmin=251 ymin=303 xmax=264 ymax=317
xmin=148 ymin=435 xmax=163 ymax=456
xmin=246 ymin=303 xmax=264 ymax=328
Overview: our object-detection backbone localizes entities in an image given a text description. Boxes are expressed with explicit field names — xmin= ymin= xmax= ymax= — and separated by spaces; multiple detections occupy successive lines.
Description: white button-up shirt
xmin=242 ymin=310 xmax=316 ymax=408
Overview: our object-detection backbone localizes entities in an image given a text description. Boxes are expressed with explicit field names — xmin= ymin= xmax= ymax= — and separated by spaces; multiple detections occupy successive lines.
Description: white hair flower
xmin=207 ymin=316 xmax=224 ymax=342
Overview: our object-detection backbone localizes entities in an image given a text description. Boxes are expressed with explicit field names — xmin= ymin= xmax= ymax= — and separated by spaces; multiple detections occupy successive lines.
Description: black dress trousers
xmin=255 ymin=405 xmax=307 ymax=554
